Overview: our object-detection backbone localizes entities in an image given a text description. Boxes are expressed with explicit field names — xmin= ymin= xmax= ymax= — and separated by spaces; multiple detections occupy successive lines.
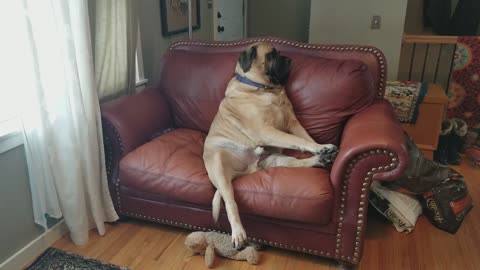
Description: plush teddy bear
xmin=184 ymin=231 xmax=261 ymax=268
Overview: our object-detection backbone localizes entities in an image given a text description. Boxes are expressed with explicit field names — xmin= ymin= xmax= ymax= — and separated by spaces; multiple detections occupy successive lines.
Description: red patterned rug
xmin=448 ymin=36 xmax=480 ymax=128
xmin=25 ymin=247 xmax=129 ymax=270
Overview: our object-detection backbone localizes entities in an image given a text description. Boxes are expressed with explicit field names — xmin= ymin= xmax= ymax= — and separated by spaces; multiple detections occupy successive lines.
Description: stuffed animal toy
xmin=184 ymin=231 xmax=261 ymax=268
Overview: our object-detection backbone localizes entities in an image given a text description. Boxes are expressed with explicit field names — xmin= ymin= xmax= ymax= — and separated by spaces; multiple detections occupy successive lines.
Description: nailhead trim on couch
xmin=123 ymin=211 xmax=333 ymax=258
xmin=102 ymin=118 xmax=124 ymax=213
xmin=104 ymin=114 xmax=398 ymax=264
xmin=102 ymin=39 xmax=398 ymax=265
xmin=335 ymin=149 xmax=398 ymax=263
xmin=170 ymin=37 xmax=387 ymax=98
xmin=120 ymin=147 xmax=398 ymax=264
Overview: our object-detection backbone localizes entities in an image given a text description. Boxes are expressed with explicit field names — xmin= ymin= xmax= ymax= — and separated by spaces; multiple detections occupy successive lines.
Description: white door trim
xmin=243 ymin=0 xmax=248 ymax=38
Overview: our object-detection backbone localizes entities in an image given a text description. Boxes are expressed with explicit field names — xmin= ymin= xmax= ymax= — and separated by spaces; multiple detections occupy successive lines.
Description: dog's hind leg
xmin=204 ymin=150 xmax=247 ymax=249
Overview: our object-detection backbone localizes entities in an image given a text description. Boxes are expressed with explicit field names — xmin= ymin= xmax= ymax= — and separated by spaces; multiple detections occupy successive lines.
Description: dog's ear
xmin=238 ymin=46 xmax=257 ymax=72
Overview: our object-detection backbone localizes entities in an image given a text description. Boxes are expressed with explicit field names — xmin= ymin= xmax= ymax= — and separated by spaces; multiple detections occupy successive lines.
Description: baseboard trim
xmin=0 ymin=220 xmax=67 ymax=270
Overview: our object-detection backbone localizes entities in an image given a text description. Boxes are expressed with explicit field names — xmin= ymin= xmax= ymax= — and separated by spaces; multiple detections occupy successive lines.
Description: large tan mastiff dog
xmin=203 ymin=42 xmax=338 ymax=248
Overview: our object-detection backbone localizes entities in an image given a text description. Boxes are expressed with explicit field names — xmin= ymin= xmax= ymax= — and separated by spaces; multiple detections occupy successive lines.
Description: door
xmin=213 ymin=0 xmax=245 ymax=41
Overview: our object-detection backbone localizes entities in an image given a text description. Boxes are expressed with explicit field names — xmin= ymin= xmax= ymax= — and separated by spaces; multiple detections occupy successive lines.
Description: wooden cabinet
xmin=401 ymin=84 xmax=449 ymax=159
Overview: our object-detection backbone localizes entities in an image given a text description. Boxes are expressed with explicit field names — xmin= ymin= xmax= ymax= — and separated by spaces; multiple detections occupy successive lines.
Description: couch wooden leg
xmin=113 ymin=215 xmax=130 ymax=223
xmin=337 ymin=261 xmax=355 ymax=270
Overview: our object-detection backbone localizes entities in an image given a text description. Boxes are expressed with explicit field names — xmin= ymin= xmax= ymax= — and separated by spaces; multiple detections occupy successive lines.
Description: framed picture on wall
xmin=160 ymin=0 xmax=201 ymax=37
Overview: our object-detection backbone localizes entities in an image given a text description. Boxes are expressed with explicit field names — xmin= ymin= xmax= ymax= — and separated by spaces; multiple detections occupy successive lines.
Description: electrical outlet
xmin=371 ymin=15 xmax=381 ymax=30
xmin=207 ymin=0 xmax=213 ymax=9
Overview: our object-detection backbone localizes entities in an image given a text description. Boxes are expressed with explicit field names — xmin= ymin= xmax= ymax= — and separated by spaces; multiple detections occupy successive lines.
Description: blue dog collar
xmin=235 ymin=73 xmax=272 ymax=89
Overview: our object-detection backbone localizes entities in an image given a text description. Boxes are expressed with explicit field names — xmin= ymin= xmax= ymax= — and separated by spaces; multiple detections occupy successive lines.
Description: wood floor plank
xmin=129 ymin=225 xmax=185 ymax=269
xmin=52 ymin=159 xmax=479 ymax=269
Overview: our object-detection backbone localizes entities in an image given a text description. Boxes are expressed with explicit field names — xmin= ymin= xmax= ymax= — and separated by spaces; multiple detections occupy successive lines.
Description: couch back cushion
xmin=159 ymin=48 xmax=376 ymax=145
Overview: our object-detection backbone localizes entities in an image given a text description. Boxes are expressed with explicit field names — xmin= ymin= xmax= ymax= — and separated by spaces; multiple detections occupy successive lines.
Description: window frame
xmin=0 ymin=24 xmax=147 ymax=154
xmin=135 ymin=23 xmax=148 ymax=88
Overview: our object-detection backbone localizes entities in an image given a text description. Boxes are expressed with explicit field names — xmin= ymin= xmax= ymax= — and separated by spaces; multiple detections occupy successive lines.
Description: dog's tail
xmin=212 ymin=190 xmax=222 ymax=223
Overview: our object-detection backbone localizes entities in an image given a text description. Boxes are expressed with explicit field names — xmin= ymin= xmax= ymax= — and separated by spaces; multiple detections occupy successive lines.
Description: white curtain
xmin=94 ymin=0 xmax=138 ymax=100
xmin=2 ymin=0 xmax=118 ymax=245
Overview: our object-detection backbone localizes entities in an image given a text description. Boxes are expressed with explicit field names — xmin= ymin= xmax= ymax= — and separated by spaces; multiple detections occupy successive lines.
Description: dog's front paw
xmin=231 ymin=224 xmax=247 ymax=250
xmin=314 ymin=144 xmax=337 ymax=154
xmin=315 ymin=144 xmax=339 ymax=164
xmin=311 ymin=155 xmax=327 ymax=168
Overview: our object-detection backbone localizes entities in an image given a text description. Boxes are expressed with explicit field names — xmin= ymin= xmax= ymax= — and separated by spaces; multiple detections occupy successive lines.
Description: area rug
xmin=25 ymin=247 xmax=129 ymax=270
xmin=447 ymin=36 xmax=480 ymax=129
xmin=384 ymin=81 xmax=428 ymax=123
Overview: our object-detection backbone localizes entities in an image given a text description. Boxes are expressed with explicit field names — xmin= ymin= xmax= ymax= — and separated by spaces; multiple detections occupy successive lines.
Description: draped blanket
xmin=384 ymin=81 xmax=428 ymax=124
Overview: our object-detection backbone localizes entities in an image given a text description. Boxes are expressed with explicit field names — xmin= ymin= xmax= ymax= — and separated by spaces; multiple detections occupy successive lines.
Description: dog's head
xmin=236 ymin=42 xmax=291 ymax=86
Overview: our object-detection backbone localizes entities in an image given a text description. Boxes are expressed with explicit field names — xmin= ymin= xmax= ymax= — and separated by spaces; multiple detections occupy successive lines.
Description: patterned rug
xmin=448 ymin=36 xmax=480 ymax=129
xmin=384 ymin=81 xmax=428 ymax=123
xmin=26 ymin=247 xmax=129 ymax=270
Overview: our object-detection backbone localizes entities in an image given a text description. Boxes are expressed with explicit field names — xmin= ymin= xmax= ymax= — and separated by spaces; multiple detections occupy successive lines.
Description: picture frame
xmin=160 ymin=0 xmax=201 ymax=37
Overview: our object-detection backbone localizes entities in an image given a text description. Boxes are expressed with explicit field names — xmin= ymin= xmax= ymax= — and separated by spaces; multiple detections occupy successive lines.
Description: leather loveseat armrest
xmin=328 ymin=99 xmax=409 ymax=264
xmin=331 ymin=99 xmax=409 ymax=185
xmin=101 ymin=87 xmax=171 ymax=191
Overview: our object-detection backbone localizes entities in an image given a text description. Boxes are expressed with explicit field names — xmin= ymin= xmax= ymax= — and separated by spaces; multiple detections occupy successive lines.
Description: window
xmin=135 ymin=24 xmax=148 ymax=88
xmin=0 ymin=1 xmax=29 ymax=151
xmin=0 ymin=103 xmax=20 ymax=138
xmin=0 ymin=16 xmax=147 ymax=150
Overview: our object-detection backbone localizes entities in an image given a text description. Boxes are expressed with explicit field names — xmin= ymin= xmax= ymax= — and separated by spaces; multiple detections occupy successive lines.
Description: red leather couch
xmin=101 ymin=37 xmax=408 ymax=268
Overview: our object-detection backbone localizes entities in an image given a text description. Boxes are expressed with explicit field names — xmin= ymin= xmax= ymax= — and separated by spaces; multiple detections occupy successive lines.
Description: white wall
xmin=0 ymin=146 xmax=42 ymax=264
xmin=139 ymin=0 xmax=214 ymax=85
xmin=247 ymin=0 xmax=311 ymax=42
xmin=309 ymin=0 xmax=408 ymax=80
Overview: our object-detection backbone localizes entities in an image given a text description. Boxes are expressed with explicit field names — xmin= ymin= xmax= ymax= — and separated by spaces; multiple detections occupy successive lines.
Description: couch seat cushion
xmin=234 ymin=167 xmax=333 ymax=225
xmin=120 ymin=129 xmax=214 ymax=206
xmin=120 ymin=128 xmax=333 ymax=225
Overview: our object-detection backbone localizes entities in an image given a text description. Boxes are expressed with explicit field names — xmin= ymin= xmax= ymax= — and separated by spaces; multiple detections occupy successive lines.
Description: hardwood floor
xmin=53 ymin=159 xmax=479 ymax=270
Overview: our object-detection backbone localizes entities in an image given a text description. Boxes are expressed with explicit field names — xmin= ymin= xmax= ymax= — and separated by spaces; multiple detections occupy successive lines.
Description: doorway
xmin=213 ymin=0 xmax=246 ymax=41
